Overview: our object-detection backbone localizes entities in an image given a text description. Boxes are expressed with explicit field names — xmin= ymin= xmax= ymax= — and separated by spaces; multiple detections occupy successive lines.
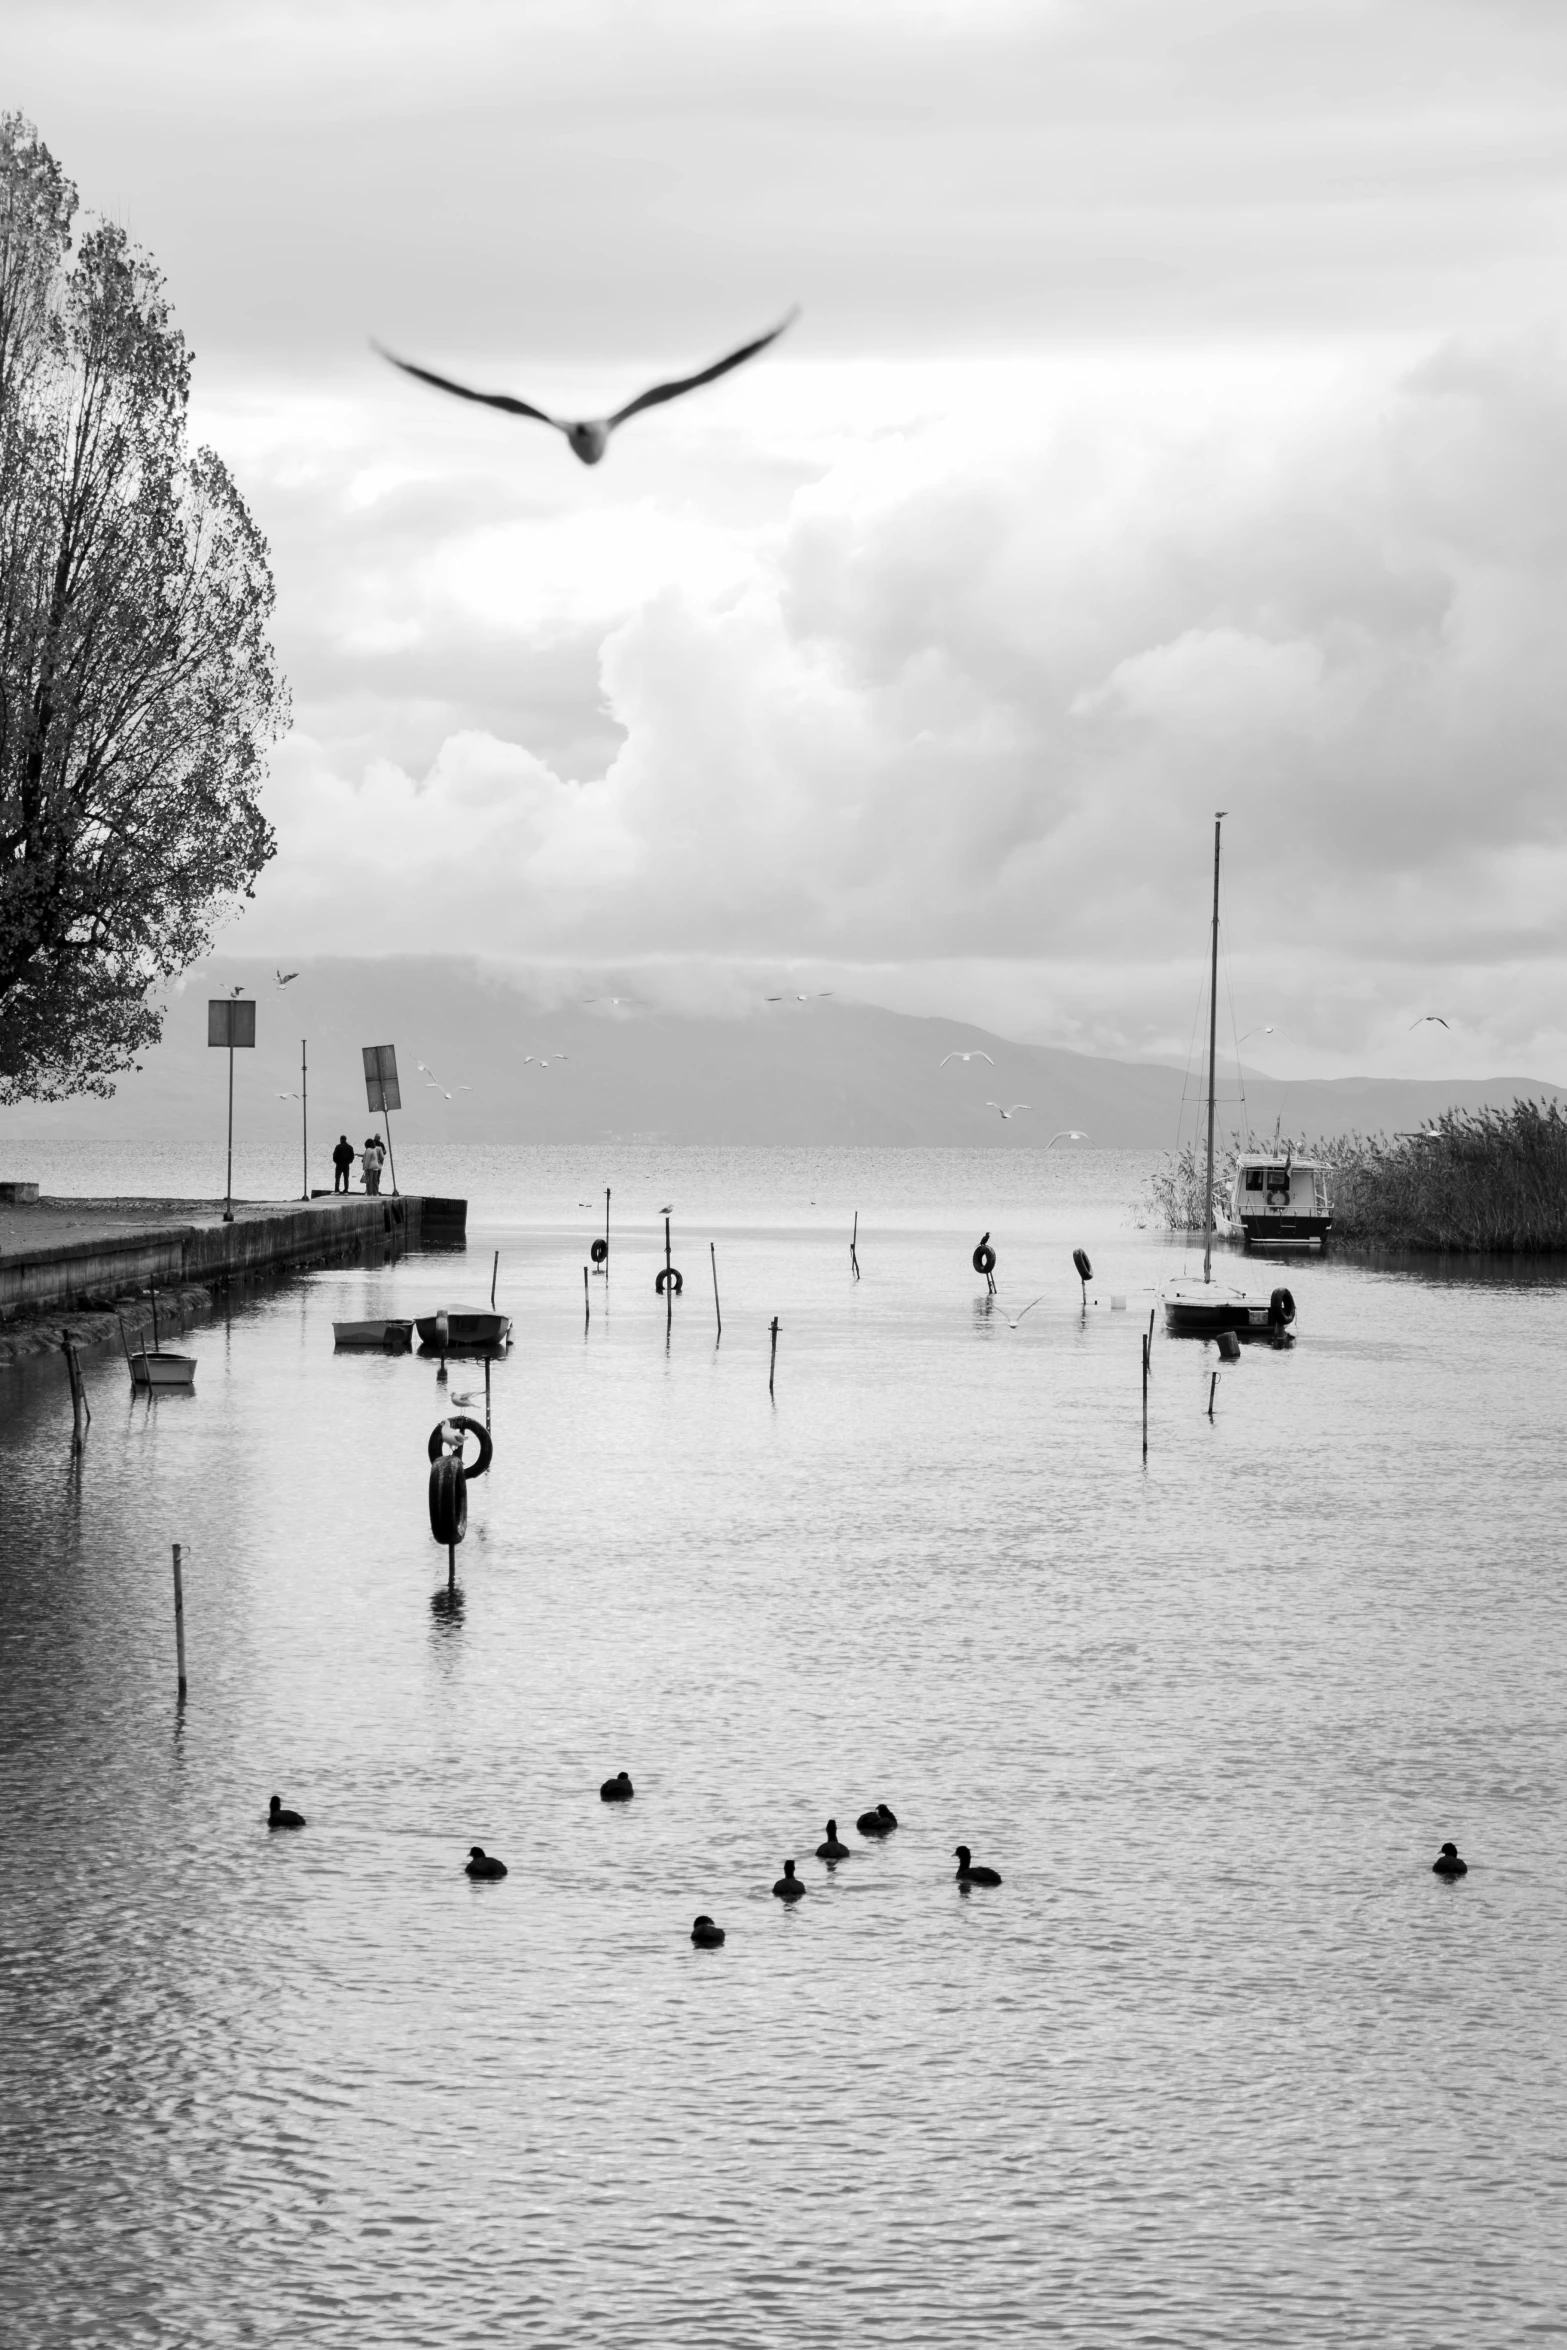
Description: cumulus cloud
xmin=233 ymin=334 xmax=1567 ymax=1073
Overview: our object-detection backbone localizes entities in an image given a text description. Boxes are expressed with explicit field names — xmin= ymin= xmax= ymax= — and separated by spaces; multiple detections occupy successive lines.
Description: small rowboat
xmin=120 ymin=1293 xmax=196 ymax=1390
xmin=130 ymin=1348 xmax=196 ymax=1390
xmin=333 ymin=1318 xmax=415 ymax=1350
xmin=415 ymin=1308 xmax=511 ymax=1350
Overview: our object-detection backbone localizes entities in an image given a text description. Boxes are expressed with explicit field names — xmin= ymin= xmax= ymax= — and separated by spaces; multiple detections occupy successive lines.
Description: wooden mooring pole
xmin=1141 ymin=1333 xmax=1149 ymax=1463
xmin=711 ymin=1242 xmax=722 ymax=1341
xmin=171 ymin=1544 xmax=188 ymax=1702
xmin=769 ymin=1316 xmax=779 ymax=1399
xmin=63 ymin=1334 xmax=90 ymax=1449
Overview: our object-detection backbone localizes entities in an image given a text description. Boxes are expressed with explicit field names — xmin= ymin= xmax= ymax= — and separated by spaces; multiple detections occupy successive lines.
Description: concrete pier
xmin=0 ymin=1192 xmax=466 ymax=1327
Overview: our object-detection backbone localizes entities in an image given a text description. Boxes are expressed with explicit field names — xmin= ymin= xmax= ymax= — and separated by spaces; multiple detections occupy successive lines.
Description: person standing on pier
xmin=332 ymin=1136 xmax=355 ymax=1194
xmin=362 ymin=1136 xmax=384 ymax=1195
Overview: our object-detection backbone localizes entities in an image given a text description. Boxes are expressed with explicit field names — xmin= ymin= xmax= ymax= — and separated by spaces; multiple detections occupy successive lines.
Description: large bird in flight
xmin=373 ymin=309 xmax=799 ymax=465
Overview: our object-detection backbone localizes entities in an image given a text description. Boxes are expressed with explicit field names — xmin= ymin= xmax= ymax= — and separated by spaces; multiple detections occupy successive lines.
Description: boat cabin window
xmin=1244 ymin=1168 xmax=1265 ymax=1192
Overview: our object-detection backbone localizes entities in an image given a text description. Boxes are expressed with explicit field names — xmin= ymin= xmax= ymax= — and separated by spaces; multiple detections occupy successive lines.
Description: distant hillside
xmin=1 ymin=957 xmax=1560 ymax=1151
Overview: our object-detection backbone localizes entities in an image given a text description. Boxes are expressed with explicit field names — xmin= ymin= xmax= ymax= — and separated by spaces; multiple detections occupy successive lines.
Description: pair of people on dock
xmin=330 ymin=1134 xmax=386 ymax=1194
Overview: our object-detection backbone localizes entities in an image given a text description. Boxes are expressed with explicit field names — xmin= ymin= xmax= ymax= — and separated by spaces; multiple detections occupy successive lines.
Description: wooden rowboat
xmin=333 ymin=1318 xmax=415 ymax=1349
xmin=129 ymin=1349 xmax=196 ymax=1390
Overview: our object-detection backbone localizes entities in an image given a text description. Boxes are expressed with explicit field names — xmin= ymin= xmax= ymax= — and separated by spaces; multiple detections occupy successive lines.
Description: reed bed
xmin=1306 ymin=1101 xmax=1567 ymax=1251
xmin=1145 ymin=1100 xmax=1567 ymax=1251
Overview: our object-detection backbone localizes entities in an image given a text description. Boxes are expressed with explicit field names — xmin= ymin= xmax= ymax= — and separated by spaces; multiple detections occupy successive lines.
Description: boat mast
xmin=1203 ymin=810 xmax=1226 ymax=1285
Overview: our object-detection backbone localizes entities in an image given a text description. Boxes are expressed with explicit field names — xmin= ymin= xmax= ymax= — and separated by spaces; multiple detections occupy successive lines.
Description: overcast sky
xmin=13 ymin=0 xmax=1567 ymax=1074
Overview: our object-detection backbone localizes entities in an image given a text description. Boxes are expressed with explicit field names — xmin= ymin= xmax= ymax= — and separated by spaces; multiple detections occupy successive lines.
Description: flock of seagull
xmin=267 ymin=1780 xmax=1008 ymax=1945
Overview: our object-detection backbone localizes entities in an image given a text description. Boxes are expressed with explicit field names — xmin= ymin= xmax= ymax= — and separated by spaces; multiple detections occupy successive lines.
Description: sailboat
xmin=1162 ymin=814 xmax=1297 ymax=1342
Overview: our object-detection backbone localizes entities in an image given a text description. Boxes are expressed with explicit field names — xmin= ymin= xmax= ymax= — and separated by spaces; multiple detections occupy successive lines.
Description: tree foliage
xmin=0 ymin=112 xmax=285 ymax=1102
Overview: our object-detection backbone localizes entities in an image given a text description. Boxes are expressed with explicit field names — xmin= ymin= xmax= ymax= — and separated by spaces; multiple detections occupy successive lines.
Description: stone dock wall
xmin=0 ymin=1194 xmax=467 ymax=1324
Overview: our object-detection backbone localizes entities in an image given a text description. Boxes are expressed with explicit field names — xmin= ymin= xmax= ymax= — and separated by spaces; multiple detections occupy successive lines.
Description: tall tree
xmin=0 ymin=112 xmax=285 ymax=1102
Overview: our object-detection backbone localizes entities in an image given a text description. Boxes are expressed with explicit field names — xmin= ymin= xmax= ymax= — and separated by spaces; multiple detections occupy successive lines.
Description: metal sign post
xmin=208 ymin=997 xmax=256 ymax=1222
xmin=300 ymin=1040 xmax=309 ymax=1200
xmin=361 ymin=1044 xmax=401 ymax=1194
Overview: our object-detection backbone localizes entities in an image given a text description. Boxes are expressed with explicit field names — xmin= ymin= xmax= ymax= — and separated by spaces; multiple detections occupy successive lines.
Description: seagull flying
xmin=1410 ymin=1015 xmax=1450 ymax=1029
xmin=941 ymin=1050 xmax=995 ymax=1067
xmin=275 ymin=968 xmax=298 ymax=989
xmin=374 ymin=309 xmax=799 ymax=466
xmin=985 ymin=1103 xmax=1031 ymax=1121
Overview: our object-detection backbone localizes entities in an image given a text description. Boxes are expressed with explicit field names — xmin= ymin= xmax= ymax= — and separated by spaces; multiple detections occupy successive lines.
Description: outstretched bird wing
xmin=607 ymin=309 xmax=799 ymax=428
xmin=373 ymin=342 xmax=562 ymax=428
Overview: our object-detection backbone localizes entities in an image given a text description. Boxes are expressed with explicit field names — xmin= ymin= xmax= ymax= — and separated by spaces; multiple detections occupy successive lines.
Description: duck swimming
xmin=1432 ymin=1841 xmax=1468 ymax=1879
xmin=816 ymin=1819 xmax=851 ymax=1861
xmin=954 ymin=1844 xmax=1002 ymax=1887
xmin=691 ymin=1915 xmax=726 ymax=1947
xmin=268 ymin=1796 xmax=306 ymax=1830
xmin=600 ymin=1771 xmax=635 ymax=1802
xmin=773 ymin=1859 xmax=806 ymax=1901
xmin=857 ymin=1803 xmax=898 ymax=1837
xmin=465 ymin=1846 xmax=508 ymax=1880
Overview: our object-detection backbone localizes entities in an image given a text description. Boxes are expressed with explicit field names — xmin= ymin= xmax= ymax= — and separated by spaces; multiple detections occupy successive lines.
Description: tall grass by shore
xmin=1145 ymin=1101 xmax=1567 ymax=1251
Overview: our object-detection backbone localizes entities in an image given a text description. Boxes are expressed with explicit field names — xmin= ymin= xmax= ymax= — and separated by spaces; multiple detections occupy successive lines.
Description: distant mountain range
xmin=3 ymin=957 xmax=1561 ymax=1151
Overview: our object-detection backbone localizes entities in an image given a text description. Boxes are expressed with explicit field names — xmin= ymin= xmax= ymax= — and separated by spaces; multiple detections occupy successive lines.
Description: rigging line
xmin=1219 ymin=876 xmax=1247 ymax=1149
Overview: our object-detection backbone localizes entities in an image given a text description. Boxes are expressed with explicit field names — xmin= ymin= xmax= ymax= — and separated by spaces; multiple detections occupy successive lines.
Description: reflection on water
xmin=3 ymin=1147 xmax=1566 ymax=2346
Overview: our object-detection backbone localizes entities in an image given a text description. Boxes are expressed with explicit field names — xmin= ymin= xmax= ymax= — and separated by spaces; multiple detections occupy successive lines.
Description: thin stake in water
xmin=769 ymin=1315 xmax=779 ymax=1399
xmin=711 ymin=1241 xmax=722 ymax=1341
xmin=172 ymin=1543 xmax=188 ymax=1702
xmin=1141 ymin=1333 xmax=1149 ymax=1463
xmin=850 ymin=1211 xmax=860 ymax=1281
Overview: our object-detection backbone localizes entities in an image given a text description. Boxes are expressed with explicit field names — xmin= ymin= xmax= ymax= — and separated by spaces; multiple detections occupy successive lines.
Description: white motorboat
xmin=1230 ymin=1152 xmax=1332 ymax=1249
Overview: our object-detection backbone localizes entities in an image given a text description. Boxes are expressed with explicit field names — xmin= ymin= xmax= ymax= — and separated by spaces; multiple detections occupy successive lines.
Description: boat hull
xmin=333 ymin=1319 xmax=415 ymax=1349
xmin=1163 ymin=1291 xmax=1288 ymax=1339
xmin=130 ymin=1351 xmax=197 ymax=1389
xmin=1238 ymin=1215 xmax=1331 ymax=1250
xmin=415 ymin=1310 xmax=511 ymax=1349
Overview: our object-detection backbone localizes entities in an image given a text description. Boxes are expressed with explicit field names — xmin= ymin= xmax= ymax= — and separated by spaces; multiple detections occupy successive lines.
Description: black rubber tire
xmin=973 ymin=1245 xmax=996 ymax=1275
xmin=1269 ymin=1286 xmax=1296 ymax=1327
xmin=590 ymin=1239 xmax=608 ymax=1264
xmin=428 ymin=1453 xmax=468 ymax=1545
xmin=427 ymin=1414 xmax=493 ymax=1480
xmin=655 ymin=1267 xmax=684 ymax=1296
xmin=1072 ymin=1248 xmax=1093 ymax=1283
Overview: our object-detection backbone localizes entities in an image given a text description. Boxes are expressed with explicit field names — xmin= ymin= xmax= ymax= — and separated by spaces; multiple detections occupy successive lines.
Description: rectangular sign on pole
xmin=207 ymin=999 xmax=256 ymax=1048
xmin=362 ymin=1044 xmax=400 ymax=1113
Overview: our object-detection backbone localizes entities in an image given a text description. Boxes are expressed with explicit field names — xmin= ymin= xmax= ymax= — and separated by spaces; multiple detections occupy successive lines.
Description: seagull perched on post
xmin=1410 ymin=1015 xmax=1450 ymax=1030
xmin=373 ymin=309 xmax=799 ymax=466
xmin=941 ymin=1050 xmax=995 ymax=1067
xmin=985 ymin=1103 xmax=1031 ymax=1121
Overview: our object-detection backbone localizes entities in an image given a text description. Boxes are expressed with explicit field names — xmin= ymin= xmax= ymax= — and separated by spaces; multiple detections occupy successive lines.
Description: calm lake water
xmin=3 ymin=1144 xmax=1566 ymax=2346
